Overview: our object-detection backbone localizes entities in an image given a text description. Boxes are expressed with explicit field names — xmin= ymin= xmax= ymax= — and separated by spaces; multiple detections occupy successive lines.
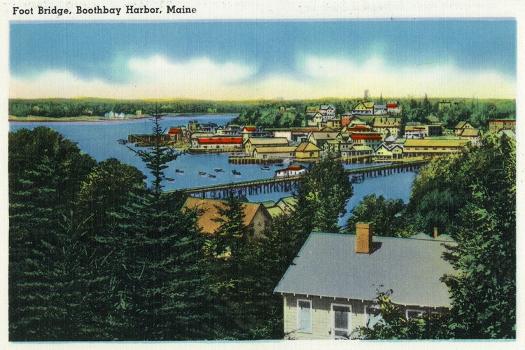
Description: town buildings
xmin=274 ymin=223 xmax=455 ymax=339
xmin=190 ymin=135 xmax=243 ymax=151
xmin=295 ymin=142 xmax=321 ymax=160
xmin=244 ymin=137 xmax=289 ymax=155
xmin=403 ymin=138 xmax=469 ymax=158
xmin=488 ymin=119 xmax=516 ymax=133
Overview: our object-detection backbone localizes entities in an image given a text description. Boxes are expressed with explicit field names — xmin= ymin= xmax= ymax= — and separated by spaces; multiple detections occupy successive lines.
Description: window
xmin=332 ymin=304 xmax=351 ymax=339
xmin=365 ymin=305 xmax=383 ymax=329
xmin=297 ymin=299 xmax=312 ymax=333
xmin=406 ymin=309 xmax=425 ymax=320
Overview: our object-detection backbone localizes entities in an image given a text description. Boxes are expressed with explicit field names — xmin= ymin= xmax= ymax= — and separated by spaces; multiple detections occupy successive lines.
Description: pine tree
xmin=207 ymin=193 xmax=252 ymax=338
xmin=296 ymin=154 xmax=353 ymax=232
xmin=128 ymin=111 xmax=214 ymax=339
xmin=9 ymin=127 xmax=96 ymax=340
xmin=75 ymin=158 xmax=148 ymax=339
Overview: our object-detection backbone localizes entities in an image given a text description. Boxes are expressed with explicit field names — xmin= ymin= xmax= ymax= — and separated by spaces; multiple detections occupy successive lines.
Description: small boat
xmin=117 ymin=139 xmax=128 ymax=145
xmin=198 ymin=171 xmax=207 ymax=176
xmin=261 ymin=165 xmax=271 ymax=171
xmin=232 ymin=170 xmax=241 ymax=176
xmin=166 ymin=177 xmax=175 ymax=182
xmin=208 ymin=174 xmax=216 ymax=178
xmin=175 ymin=169 xmax=184 ymax=174
xmin=214 ymin=168 xmax=224 ymax=172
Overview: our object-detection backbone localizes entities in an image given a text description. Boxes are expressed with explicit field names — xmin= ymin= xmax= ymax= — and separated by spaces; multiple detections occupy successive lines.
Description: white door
xmin=332 ymin=304 xmax=351 ymax=339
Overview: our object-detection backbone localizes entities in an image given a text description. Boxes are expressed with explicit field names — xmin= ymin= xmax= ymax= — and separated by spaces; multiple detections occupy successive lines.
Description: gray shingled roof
xmin=274 ymin=232 xmax=455 ymax=308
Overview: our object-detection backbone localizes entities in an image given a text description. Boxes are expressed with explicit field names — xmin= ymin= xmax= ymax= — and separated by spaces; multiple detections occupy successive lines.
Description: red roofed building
xmin=168 ymin=127 xmax=184 ymax=141
xmin=350 ymin=132 xmax=382 ymax=149
xmin=191 ymin=136 xmax=243 ymax=151
xmin=386 ymin=101 xmax=402 ymax=114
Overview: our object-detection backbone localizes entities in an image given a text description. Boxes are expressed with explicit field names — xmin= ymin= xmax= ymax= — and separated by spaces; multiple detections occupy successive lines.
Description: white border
xmin=1 ymin=1 xmax=524 ymax=350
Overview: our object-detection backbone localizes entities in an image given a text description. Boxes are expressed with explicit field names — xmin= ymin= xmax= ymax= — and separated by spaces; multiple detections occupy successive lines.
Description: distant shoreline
xmin=8 ymin=113 xmax=238 ymax=123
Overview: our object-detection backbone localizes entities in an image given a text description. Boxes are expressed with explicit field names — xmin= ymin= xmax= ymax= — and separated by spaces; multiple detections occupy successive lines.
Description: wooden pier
xmin=172 ymin=160 xmax=428 ymax=199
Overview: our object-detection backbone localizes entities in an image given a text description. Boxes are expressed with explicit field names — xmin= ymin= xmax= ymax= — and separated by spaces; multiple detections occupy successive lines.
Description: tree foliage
xmin=345 ymin=194 xmax=407 ymax=236
xmin=295 ymin=154 xmax=353 ymax=232
xmin=364 ymin=133 xmax=516 ymax=339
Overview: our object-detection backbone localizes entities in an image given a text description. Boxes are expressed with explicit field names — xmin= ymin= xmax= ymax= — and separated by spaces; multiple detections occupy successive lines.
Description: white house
xmin=275 ymin=164 xmax=307 ymax=178
xmin=274 ymin=223 xmax=455 ymax=339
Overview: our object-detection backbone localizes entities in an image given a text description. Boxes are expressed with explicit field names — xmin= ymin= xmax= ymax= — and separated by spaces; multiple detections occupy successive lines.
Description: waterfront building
xmin=403 ymin=138 xmax=469 ymax=158
xmin=275 ymin=164 xmax=307 ymax=178
xmin=373 ymin=143 xmax=404 ymax=161
xmin=167 ymin=127 xmax=184 ymax=141
xmin=274 ymin=223 xmax=455 ymax=339
xmin=308 ymin=132 xmax=342 ymax=153
xmin=252 ymin=146 xmax=296 ymax=160
xmin=190 ymin=135 xmax=243 ymax=151
xmin=488 ymin=119 xmax=516 ymax=133
xmin=244 ymin=137 xmax=289 ymax=155
xmin=295 ymin=142 xmax=321 ymax=160
xmin=183 ymin=197 xmax=272 ymax=238
xmin=340 ymin=143 xmax=374 ymax=161
xmin=349 ymin=132 xmax=382 ymax=150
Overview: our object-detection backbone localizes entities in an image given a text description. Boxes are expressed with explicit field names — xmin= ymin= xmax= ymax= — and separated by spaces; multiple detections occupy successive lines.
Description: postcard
xmin=1 ymin=0 xmax=522 ymax=349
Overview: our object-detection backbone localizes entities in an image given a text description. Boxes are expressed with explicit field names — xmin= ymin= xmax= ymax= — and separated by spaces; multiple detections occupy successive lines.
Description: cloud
xmin=10 ymin=55 xmax=257 ymax=99
xmin=295 ymin=55 xmax=515 ymax=99
xmin=10 ymin=54 xmax=516 ymax=99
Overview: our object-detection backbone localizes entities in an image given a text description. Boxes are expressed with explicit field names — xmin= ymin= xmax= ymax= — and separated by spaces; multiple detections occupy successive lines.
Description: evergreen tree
xmin=76 ymin=158 xmax=148 ymax=339
xmin=128 ymin=112 xmax=214 ymax=339
xmin=9 ymin=127 xmax=96 ymax=340
xmin=295 ymin=154 xmax=353 ymax=232
xmin=362 ymin=133 xmax=516 ymax=339
xmin=206 ymin=194 xmax=253 ymax=338
xmin=441 ymin=133 xmax=516 ymax=338
xmin=345 ymin=195 xmax=407 ymax=236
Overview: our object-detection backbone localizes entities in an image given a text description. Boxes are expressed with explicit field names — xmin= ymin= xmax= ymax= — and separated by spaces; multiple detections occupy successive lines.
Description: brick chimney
xmin=433 ymin=226 xmax=439 ymax=239
xmin=355 ymin=222 xmax=373 ymax=254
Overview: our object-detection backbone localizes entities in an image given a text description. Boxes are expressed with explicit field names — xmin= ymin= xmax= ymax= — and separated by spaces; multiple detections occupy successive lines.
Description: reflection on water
xmin=9 ymin=114 xmax=416 ymax=229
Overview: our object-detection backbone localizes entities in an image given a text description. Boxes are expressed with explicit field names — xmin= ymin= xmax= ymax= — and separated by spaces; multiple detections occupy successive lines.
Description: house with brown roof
xmin=183 ymin=197 xmax=272 ymax=238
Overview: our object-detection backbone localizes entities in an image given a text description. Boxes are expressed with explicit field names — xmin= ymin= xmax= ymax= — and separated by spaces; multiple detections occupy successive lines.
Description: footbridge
xmin=173 ymin=160 xmax=427 ymax=199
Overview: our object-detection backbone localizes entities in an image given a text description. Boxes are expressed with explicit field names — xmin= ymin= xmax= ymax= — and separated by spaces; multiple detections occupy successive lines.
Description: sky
xmin=9 ymin=20 xmax=516 ymax=100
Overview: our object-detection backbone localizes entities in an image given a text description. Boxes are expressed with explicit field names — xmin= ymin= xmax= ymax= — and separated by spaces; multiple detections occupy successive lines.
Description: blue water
xmin=9 ymin=114 xmax=416 ymax=229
